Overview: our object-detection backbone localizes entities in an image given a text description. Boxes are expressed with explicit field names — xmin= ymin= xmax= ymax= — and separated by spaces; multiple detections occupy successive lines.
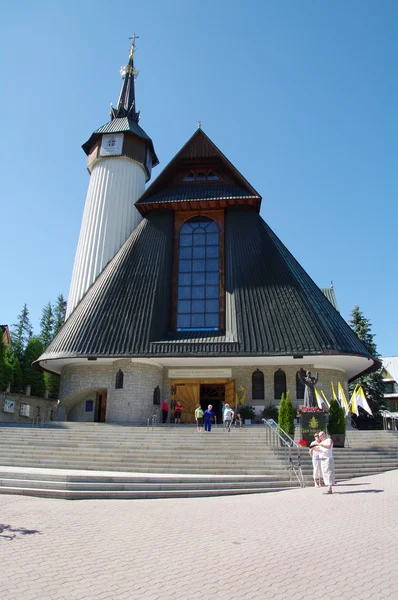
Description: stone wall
xmin=0 ymin=392 xmax=58 ymax=423
xmin=60 ymin=360 xmax=348 ymax=423
xmin=60 ymin=360 xmax=163 ymax=424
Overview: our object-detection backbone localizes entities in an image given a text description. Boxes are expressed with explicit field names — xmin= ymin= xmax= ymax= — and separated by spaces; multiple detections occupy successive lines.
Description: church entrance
xmin=170 ymin=379 xmax=235 ymax=424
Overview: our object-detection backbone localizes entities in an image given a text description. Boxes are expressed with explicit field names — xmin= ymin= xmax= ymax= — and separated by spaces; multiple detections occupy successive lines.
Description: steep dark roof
xmin=37 ymin=207 xmax=375 ymax=367
xmin=138 ymin=184 xmax=259 ymax=205
xmin=136 ymin=129 xmax=260 ymax=213
xmin=321 ymin=287 xmax=339 ymax=311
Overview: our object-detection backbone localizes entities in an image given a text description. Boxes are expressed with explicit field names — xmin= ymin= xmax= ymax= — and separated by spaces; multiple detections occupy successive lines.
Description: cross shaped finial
xmin=129 ymin=34 xmax=139 ymax=59
xmin=197 ymin=120 xmax=202 ymax=129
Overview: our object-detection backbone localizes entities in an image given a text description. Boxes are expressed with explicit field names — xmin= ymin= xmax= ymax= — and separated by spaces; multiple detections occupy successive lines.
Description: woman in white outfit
xmin=316 ymin=431 xmax=334 ymax=495
xmin=309 ymin=433 xmax=323 ymax=487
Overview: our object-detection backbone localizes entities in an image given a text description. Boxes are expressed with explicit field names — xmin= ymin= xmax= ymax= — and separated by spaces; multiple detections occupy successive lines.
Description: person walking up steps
xmin=223 ymin=403 xmax=234 ymax=432
xmin=204 ymin=405 xmax=215 ymax=432
xmin=195 ymin=404 xmax=204 ymax=432
xmin=174 ymin=401 xmax=182 ymax=424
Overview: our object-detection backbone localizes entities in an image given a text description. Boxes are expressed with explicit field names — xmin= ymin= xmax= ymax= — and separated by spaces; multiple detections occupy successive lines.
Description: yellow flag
xmin=321 ymin=390 xmax=330 ymax=409
xmin=331 ymin=382 xmax=338 ymax=401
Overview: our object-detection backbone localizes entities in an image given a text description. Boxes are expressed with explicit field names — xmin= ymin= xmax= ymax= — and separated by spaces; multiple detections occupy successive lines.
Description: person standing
xmin=316 ymin=431 xmax=334 ymax=494
xmin=161 ymin=400 xmax=168 ymax=424
xmin=195 ymin=404 xmax=204 ymax=433
xmin=309 ymin=433 xmax=322 ymax=487
xmin=204 ymin=404 xmax=215 ymax=432
xmin=223 ymin=403 xmax=234 ymax=432
xmin=174 ymin=401 xmax=183 ymax=424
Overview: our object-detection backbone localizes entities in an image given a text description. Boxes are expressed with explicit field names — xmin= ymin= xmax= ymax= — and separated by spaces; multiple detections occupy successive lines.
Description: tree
xmin=0 ymin=338 xmax=13 ymax=391
xmin=40 ymin=302 xmax=54 ymax=347
xmin=278 ymin=392 xmax=295 ymax=438
xmin=53 ymin=294 xmax=67 ymax=335
xmin=11 ymin=303 xmax=33 ymax=360
xmin=21 ymin=337 xmax=45 ymax=397
xmin=349 ymin=305 xmax=385 ymax=418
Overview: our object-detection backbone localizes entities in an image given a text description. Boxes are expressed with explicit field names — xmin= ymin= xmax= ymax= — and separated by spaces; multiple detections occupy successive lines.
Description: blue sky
xmin=2 ymin=1 xmax=397 ymax=355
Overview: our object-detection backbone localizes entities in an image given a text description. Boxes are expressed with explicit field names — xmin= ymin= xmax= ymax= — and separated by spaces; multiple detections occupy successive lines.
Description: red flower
xmin=298 ymin=439 xmax=308 ymax=446
xmin=299 ymin=407 xmax=323 ymax=414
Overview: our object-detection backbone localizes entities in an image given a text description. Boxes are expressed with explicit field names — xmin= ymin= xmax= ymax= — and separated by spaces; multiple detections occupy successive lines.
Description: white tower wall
xmin=66 ymin=156 xmax=145 ymax=318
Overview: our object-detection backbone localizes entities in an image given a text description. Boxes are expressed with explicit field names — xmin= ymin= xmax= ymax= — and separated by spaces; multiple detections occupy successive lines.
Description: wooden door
xmin=225 ymin=379 xmax=236 ymax=411
xmin=96 ymin=392 xmax=107 ymax=423
xmin=173 ymin=383 xmax=199 ymax=424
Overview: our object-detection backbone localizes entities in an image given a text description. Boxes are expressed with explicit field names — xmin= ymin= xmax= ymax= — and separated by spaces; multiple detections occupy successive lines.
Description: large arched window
xmin=274 ymin=369 xmax=286 ymax=400
xmin=296 ymin=371 xmax=305 ymax=400
xmin=252 ymin=370 xmax=264 ymax=400
xmin=177 ymin=216 xmax=220 ymax=330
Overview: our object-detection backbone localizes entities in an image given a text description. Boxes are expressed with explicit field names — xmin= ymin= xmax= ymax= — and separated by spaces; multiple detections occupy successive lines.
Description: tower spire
xmin=112 ymin=35 xmax=140 ymax=121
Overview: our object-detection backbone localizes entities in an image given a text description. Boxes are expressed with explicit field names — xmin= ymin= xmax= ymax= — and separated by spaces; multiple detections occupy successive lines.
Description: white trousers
xmin=320 ymin=458 xmax=333 ymax=487
xmin=312 ymin=457 xmax=322 ymax=480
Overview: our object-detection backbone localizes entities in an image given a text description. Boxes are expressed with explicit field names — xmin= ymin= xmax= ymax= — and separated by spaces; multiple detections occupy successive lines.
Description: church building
xmin=36 ymin=39 xmax=378 ymax=424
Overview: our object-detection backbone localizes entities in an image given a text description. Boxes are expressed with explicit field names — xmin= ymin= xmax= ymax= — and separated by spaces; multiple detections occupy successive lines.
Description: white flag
xmin=352 ymin=386 xmax=373 ymax=417
xmin=338 ymin=382 xmax=350 ymax=415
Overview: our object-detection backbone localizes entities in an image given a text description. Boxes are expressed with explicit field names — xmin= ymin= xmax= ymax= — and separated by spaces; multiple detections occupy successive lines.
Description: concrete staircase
xmin=0 ymin=423 xmax=397 ymax=499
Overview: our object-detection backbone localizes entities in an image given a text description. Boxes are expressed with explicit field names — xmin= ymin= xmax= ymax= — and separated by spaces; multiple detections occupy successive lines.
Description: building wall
xmin=0 ymin=392 xmax=58 ymax=423
xmin=59 ymin=360 xmax=348 ymax=423
xmin=60 ymin=360 xmax=163 ymax=424
xmin=162 ymin=364 xmax=348 ymax=410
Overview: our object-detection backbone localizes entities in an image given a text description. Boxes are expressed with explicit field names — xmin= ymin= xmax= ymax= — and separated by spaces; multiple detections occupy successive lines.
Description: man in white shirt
xmin=315 ymin=431 xmax=334 ymax=494
xmin=223 ymin=403 xmax=234 ymax=432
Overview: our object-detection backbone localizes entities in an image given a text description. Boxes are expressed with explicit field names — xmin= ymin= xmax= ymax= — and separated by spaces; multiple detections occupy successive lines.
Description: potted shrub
xmin=327 ymin=399 xmax=346 ymax=447
xmin=239 ymin=405 xmax=256 ymax=425
xmin=277 ymin=392 xmax=295 ymax=439
xmin=262 ymin=404 xmax=279 ymax=421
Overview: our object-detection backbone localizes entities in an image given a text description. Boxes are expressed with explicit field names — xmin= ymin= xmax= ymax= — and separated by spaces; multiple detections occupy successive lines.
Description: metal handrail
xmin=262 ymin=419 xmax=305 ymax=488
xmin=380 ymin=410 xmax=398 ymax=431
xmin=147 ymin=410 xmax=160 ymax=430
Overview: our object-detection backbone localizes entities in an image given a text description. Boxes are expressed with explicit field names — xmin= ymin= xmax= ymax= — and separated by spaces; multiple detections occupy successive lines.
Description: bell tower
xmin=66 ymin=35 xmax=158 ymax=318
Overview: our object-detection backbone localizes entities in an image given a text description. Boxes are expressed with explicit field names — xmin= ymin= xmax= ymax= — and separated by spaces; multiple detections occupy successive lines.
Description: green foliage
xmin=4 ymin=345 xmax=23 ymax=392
xmin=278 ymin=392 xmax=295 ymax=438
xmin=53 ymin=294 xmax=67 ymax=335
xmin=0 ymin=338 xmax=13 ymax=391
xmin=262 ymin=404 xmax=279 ymax=420
xmin=44 ymin=372 xmax=60 ymax=398
xmin=40 ymin=302 xmax=54 ymax=347
xmin=238 ymin=405 xmax=256 ymax=421
xmin=11 ymin=303 xmax=33 ymax=360
xmin=327 ymin=399 xmax=346 ymax=435
xmin=21 ymin=337 xmax=45 ymax=397
xmin=349 ymin=305 xmax=385 ymax=416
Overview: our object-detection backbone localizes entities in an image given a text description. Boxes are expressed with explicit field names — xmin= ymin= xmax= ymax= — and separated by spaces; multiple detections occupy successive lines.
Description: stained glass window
xmin=177 ymin=217 xmax=220 ymax=330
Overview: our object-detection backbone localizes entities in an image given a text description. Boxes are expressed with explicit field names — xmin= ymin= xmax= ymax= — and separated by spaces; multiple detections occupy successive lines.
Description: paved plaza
xmin=0 ymin=470 xmax=397 ymax=600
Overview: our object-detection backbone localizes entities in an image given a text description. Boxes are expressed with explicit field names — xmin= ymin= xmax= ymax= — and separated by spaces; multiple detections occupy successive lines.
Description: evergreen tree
xmin=43 ymin=372 xmax=60 ymax=399
xmin=5 ymin=345 xmax=23 ymax=393
xmin=21 ymin=337 xmax=45 ymax=397
xmin=11 ymin=303 xmax=33 ymax=360
xmin=278 ymin=392 xmax=295 ymax=438
xmin=40 ymin=302 xmax=54 ymax=347
xmin=53 ymin=294 xmax=67 ymax=335
xmin=0 ymin=338 xmax=13 ymax=391
xmin=349 ymin=305 xmax=385 ymax=417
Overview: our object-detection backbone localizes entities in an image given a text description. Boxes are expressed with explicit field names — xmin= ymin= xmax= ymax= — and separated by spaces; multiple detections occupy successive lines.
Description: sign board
xmin=20 ymin=403 xmax=31 ymax=417
xmin=168 ymin=368 xmax=232 ymax=379
xmin=3 ymin=400 xmax=15 ymax=413
xmin=100 ymin=133 xmax=124 ymax=156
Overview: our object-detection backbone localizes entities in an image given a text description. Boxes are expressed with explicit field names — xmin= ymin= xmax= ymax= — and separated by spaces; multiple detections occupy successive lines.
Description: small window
xmin=115 ymin=369 xmax=124 ymax=389
xmin=184 ymin=172 xmax=195 ymax=182
xmin=274 ymin=369 xmax=286 ymax=400
xmin=153 ymin=386 xmax=160 ymax=405
xmin=85 ymin=400 xmax=93 ymax=412
xmin=207 ymin=171 xmax=219 ymax=181
xmin=252 ymin=370 xmax=264 ymax=400
xmin=196 ymin=172 xmax=206 ymax=181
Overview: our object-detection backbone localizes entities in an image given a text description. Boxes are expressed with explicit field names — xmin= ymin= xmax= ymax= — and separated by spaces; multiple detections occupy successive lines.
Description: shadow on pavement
xmin=0 ymin=524 xmax=41 ymax=541
xmin=334 ymin=489 xmax=384 ymax=494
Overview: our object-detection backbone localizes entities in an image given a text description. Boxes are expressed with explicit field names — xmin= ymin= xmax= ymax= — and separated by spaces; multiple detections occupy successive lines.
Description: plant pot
xmin=330 ymin=433 xmax=345 ymax=448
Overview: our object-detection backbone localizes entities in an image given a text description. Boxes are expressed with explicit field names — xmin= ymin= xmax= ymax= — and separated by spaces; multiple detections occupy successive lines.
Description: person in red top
xmin=161 ymin=400 xmax=168 ymax=424
xmin=174 ymin=401 xmax=183 ymax=424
